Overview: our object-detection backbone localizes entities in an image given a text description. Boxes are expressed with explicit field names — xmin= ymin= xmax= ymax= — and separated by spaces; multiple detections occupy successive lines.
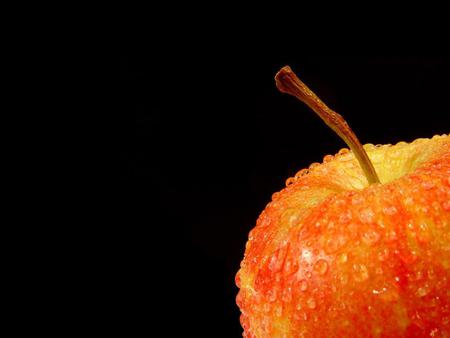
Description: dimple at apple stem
xmin=275 ymin=66 xmax=381 ymax=185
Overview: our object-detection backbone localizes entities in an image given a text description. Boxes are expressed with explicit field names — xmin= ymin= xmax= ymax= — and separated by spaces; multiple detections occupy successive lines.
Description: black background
xmin=115 ymin=51 xmax=449 ymax=336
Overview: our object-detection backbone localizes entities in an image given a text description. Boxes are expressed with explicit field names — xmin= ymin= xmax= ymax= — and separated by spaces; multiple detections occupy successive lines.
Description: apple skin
xmin=236 ymin=135 xmax=450 ymax=337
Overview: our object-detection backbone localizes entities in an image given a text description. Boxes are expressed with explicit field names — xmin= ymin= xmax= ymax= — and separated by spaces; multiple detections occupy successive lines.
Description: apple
xmin=235 ymin=66 xmax=450 ymax=337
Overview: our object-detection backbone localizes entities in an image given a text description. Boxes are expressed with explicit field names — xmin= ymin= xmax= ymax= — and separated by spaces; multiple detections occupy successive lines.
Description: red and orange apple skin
xmin=236 ymin=135 xmax=450 ymax=337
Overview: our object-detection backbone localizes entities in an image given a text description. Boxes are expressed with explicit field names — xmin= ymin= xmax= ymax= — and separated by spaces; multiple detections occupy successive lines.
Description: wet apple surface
xmin=235 ymin=66 xmax=450 ymax=337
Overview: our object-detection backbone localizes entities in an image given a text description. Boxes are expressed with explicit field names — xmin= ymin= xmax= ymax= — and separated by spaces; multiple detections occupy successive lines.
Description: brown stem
xmin=275 ymin=65 xmax=380 ymax=185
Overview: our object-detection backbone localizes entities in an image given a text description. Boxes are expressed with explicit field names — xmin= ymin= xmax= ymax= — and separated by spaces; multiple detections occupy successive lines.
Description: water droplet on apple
xmin=372 ymin=287 xmax=386 ymax=295
xmin=295 ymin=169 xmax=309 ymax=178
xmin=258 ymin=215 xmax=270 ymax=228
xmin=283 ymin=258 xmax=298 ymax=275
xmin=268 ymin=289 xmax=277 ymax=302
xmin=275 ymin=304 xmax=283 ymax=317
xmin=299 ymin=280 xmax=308 ymax=291
xmin=314 ymin=259 xmax=328 ymax=275
xmin=377 ymin=220 xmax=387 ymax=228
xmin=236 ymin=291 xmax=244 ymax=307
xmin=403 ymin=196 xmax=414 ymax=206
xmin=421 ymin=205 xmax=430 ymax=213
xmin=362 ymin=230 xmax=381 ymax=245
xmin=442 ymin=200 xmax=450 ymax=211
xmin=301 ymin=249 xmax=313 ymax=263
xmin=235 ymin=271 xmax=242 ymax=287
xmin=415 ymin=284 xmax=430 ymax=297
xmin=385 ymin=230 xmax=398 ymax=242
xmin=382 ymin=206 xmax=398 ymax=215
xmin=338 ymin=210 xmax=352 ymax=223
xmin=339 ymin=274 xmax=348 ymax=285
xmin=414 ymin=270 xmax=424 ymax=281
xmin=420 ymin=223 xmax=429 ymax=230
xmin=353 ymin=264 xmax=369 ymax=282
xmin=421 ymin=181 xmax=435 ymax=190
xmin=280 ymin=208 xmax=299 ymax=227
xmin=417 ymin=223 xmax=431 ymax=243
xmin=338 ymin=253 xmax=348 ymax=264
xmin=268 ymin=255 xmax=277 ymax=272
xmin=351 ymin=195 xmax=364 ymax=205
xmin=371 ymin=286 xmax=398 ymax=301
xmin=240 ymin=313 xmax=249 ymax=331
xmin=378 ymin=248 xmax=389 ymax=261
xmin=364 ymin=143 xmax=375 ymax=151
xmin=305 ymin=271 xmax=312 ymax=279
xmin=359 ymin=208 xmax=375 ymax=223
xmin=325 ymin=235 xmax=347 ymax=254
xmin=429 ymin=328 xmax=439 ymax=336
xmin=323 ymin=154 xmax=334 ymax=162
xmin=338 ymin=148 xmax=349 ymax=155
xmin=309 ymin=162 xmax=320 ymax=169
xmin=282 ymin=287 xmax=292 ymax=302
xmin=307 ymin=297 xmax=316 ymax=309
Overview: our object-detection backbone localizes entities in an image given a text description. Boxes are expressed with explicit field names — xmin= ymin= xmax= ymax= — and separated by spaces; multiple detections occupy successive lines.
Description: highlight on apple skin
xmin=235 ymin=66 xmax=450 ymax=337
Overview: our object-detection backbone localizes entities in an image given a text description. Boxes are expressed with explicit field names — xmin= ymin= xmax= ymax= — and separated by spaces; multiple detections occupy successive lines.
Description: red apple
xmin=235 ymin=66 xmax=450 ymax=337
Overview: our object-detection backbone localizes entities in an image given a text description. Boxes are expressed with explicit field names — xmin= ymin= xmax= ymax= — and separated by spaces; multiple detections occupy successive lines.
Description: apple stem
xmin=275 ymin=66 xmax=381 ymax=185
